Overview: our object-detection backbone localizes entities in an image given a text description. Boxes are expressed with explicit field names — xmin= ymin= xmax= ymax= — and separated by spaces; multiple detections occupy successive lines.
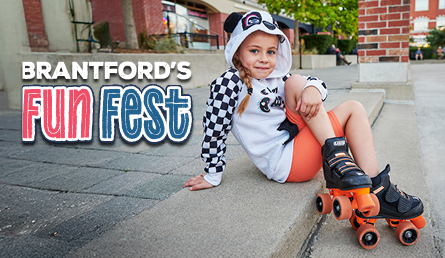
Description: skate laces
xmin=392 ymin=184 xmax=409 ymax=200
xmin=328 ymin=152 xmax=361 ymax=174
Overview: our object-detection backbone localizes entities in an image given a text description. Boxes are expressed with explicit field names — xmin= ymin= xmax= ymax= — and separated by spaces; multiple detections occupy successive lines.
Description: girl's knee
xmin=284 ymin=75 xmax=307 ymax=111
xmin=343 ymin=100 xmax=366 ymax=114
xmin=284 ymin=75 xmax=307 ymax=96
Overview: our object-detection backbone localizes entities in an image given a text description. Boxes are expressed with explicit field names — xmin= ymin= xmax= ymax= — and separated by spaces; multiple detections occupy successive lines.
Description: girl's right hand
xmin=296 ymin=86 xmax=322 ymax=121
xmin=183 ymin=174 xmax=214 ymax=191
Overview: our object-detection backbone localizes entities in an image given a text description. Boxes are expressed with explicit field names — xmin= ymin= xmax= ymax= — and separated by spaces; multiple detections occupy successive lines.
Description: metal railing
xmin=151 ymin=32 xmax=223 ymax=50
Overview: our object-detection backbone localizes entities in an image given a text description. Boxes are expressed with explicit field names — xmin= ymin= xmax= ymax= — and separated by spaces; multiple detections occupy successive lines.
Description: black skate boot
xmin=369 ymin=164 xmax=423 ymax=220
xmin=322 ymin=137 xmax=372 ymax=190
xmin=316 ymin=137 xmax=375 ymax=218
xmin=351 ymin=165 xmax=425 ymax=249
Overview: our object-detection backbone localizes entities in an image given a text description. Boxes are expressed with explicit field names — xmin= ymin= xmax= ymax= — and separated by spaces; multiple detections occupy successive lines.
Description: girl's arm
xmin=302 ymin=76 xmax=328 ymax=101
xmin=284 ymin=74 xmax=328 ymax=120
xmin=183 ymin=69 xmax=241 ymax=191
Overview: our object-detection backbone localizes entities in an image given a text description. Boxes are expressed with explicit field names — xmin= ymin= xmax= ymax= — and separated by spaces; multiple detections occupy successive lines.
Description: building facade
xmin=410 ymin=0 xmax=445 ymax=46
xmin=90 ymin=0 xmax=307 ymax=50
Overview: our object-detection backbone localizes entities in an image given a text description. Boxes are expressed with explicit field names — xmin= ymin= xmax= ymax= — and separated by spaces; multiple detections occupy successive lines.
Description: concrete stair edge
xmin=68 ymin=90 xmax=385 ymax=258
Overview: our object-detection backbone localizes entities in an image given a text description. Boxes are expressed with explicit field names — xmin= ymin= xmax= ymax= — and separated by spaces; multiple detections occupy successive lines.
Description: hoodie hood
xmin=224 ymin=11 xmax=292 ymax=79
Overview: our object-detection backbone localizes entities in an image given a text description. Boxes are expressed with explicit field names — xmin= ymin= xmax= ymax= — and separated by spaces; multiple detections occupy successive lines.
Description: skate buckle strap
xmin=385 ymin=184 xmax=412 ymax=213
xmin=328 ymin=153 xmax=361 ymax=174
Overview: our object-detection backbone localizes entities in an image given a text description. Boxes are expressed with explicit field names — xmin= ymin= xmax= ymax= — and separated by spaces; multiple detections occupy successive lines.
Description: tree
xmin=258 ymin=0 xmax=358 ymax=52
xmin=121 ymin=0 xmax=139 ymax=49
xmin=310 ymin=0 xmax=358 ymax=39
xmin=258 ymin=0 xmax=321 ymax=52
xmin=426 ymin=27 xmax=445 ymax=48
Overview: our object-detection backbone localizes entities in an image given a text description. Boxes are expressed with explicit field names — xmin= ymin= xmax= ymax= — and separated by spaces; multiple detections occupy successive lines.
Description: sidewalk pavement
xmin=0 ymin=64 xmax=442 ymax=257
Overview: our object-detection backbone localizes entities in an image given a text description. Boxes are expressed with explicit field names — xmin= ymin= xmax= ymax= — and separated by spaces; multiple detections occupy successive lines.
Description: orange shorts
xmin=285 ymin=106 xmax=344 ymax=183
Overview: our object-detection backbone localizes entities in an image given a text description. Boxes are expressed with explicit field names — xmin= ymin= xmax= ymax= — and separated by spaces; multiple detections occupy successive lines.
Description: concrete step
xmin=68 ymin=91 xmax=385 ymax=258
xmin=309 ymin=102 xmax=435 ymax=257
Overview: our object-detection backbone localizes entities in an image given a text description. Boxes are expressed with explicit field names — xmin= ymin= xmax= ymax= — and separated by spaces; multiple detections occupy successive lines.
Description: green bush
xmin=154 ymin=36 xmax=180 ymax=53
xmin=409 ymin=46 xmax=435 ymax=59
xmin=337 ymin=39 xmax=357 ymax=54
xmin=138 ymin=32 xmax=157 ymax=50
xmin=93 ymin=21 xmax=112 ymax=48
xmin=302 ymin=34 xmax=337 ymax=55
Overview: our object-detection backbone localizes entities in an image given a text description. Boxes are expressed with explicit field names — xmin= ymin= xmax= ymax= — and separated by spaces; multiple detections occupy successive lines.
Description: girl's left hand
xmin=183 ymin=174 xmax=214 ymax=191
xmin=296 ymin=86 xmax=322 ymax=121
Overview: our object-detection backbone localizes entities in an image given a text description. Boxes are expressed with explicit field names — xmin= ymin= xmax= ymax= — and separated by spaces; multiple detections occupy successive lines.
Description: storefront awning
xmin=271 ymin=14 xmax=295 ymax=29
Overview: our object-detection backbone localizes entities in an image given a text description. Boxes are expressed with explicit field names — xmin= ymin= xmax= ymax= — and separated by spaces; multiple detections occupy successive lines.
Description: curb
xmin=68 ymin=91 xmax=385 ymax=258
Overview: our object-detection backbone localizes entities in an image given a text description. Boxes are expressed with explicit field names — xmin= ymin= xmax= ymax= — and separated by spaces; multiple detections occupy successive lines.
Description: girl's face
xmin=236 ymin=31 xmax=278 ymax=80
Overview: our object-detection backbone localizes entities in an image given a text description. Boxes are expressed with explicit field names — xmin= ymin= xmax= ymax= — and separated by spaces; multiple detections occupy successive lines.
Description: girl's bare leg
xmin=331 ymin=101 xmax=379 ymax=177
xmin=284 ymin=75 xmax=336 ymax=144
xmin=284 ymin=75 xmax=379 ymax=177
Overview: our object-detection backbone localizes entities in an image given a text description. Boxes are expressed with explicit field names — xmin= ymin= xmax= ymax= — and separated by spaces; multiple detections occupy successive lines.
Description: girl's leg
xmin=331 ymin=101 xmax=379 ymax=177
xmin=285 ymin=76 xmax=424 ymax=220
xmin=284 ymin=75 xmax=378 ymax=177
xmin=284 ymin=75 xmax=336 ymax=145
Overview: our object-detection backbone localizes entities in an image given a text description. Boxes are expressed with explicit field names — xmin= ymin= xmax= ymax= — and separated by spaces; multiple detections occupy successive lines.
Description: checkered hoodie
xmin=202 ymin=11 xmax=327 ymax=186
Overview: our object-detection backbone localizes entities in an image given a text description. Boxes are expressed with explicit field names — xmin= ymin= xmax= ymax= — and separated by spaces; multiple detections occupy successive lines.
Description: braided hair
xmin=232 ymin=56 xmax=253 ymax=116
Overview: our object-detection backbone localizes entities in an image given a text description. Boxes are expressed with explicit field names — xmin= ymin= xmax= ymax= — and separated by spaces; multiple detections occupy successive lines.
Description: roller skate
xmin=315 ymin=137 xmax=377 ymax=220
xmin=350 ymin=164 xmax=426 ymax=249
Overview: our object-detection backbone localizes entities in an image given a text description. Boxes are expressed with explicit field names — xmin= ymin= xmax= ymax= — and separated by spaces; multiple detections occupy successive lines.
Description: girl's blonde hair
xmin=232 ymin=54 xmax=252 ymax=116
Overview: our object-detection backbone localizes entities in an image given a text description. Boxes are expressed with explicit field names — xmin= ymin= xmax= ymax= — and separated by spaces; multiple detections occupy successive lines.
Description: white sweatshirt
xmin=201 ymin=11 xmax=327 ymax=186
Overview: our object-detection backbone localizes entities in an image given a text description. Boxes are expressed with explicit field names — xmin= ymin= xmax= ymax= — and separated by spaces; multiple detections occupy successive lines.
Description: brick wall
xmin=22 ymin=0 xmax=49 ymax=52
xmin=409 ymin=0 xmax=445 ymax=40
xmin=358 ymin=0 xmax=410 ymax=63
xmin=90 ymin=0 xmax=163 ymax=43
xmin=209 ymin=12 xmax=228 ymax=47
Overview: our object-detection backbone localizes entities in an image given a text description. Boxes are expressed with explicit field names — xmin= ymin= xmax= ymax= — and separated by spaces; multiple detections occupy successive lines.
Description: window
xmin=415 ymin=0 xmax=429 ymax=11
xmin=414 ymin=17 xmax=429 ymax=31
xmin=440 ymin=0 xmax=445 ymax=9
xmin=437 ymin=16 xmax=445 ymax=28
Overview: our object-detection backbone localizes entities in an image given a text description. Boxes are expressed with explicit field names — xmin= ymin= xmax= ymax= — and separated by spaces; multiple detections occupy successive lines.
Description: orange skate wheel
xmin=396 ymin=221 xmax=419 ymax=246
xmin=362 ymin=194 xmax=380 ymax=217
xmin=386 ymin=219 xmax=400 ymax=229
xmin=411 ymin=215 xmax=426 ymax=229
xmin=350 ymin=212 xmax=361 ymax=230
xmin=355 ymin=193 xmax=375 ymax=214
xmin=332 ymin=196 xmax=352 ymax=220
xmin=315 ymin=193 xmax=332 ymax=215
xmin=356 ymin=223 xmax=380 ymax=250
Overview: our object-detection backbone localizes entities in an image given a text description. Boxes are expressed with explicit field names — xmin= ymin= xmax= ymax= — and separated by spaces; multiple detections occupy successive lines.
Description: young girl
xmin=183 ymin=11 xmax=423 ymax=221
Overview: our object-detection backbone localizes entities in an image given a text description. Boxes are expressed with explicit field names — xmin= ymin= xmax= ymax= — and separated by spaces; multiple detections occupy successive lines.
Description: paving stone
xmin=0 ymin=184 xmax=112 ymax=238
xmin=8 ymin=145 xmax=127 ymax=167
xmin=0 ymin=236 xmax=74 ymax=258
xmin=0 ymin=111 xmax=21 ymax=130
xmin=0 ymin=184 xmax=158 ymax=257
xmin=0 ymin=157 xmax=36 ymax=177
xmin=0 ymin=163 xmax=76 ymax=186
xmin=0 ymin=129 xmax=21 ymax=142
xmin=29 ymin=167 xmax=124 ymax=192
xmin=170 ymin=158 xmax=204 ymax=176
xmin=124 ymin=174 xmax=191 ymax=200
xmin=0 ymin=141 xmax=31 ymax=158
xmin=139 ymin=141 xmax=201 ymax=158
xmin=81 ymin=171 xmax=161 ymax=195
xmin=102 ymin=154 xmax=195 ymax=174
xmin=34 ymin=196 xmax=158 ymax=242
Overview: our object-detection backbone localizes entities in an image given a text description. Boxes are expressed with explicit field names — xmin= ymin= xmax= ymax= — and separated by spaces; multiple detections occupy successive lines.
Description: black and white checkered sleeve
xmin=282 ymin=73 xmax=292 ymax=82
xmin=303 ymin=76 xmax=328 ymax=101
xmin=201 ymin=69 xmax=241 ymax=176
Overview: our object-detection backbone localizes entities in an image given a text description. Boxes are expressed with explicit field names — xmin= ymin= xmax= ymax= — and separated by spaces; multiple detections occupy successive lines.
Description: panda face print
xmin=241 ymin=12 xmax=279 ymax=31
xmin=263 ymin=21 xmax=277 ymax=30
xmin=242 ymin=12 xmax=262 ymax=30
